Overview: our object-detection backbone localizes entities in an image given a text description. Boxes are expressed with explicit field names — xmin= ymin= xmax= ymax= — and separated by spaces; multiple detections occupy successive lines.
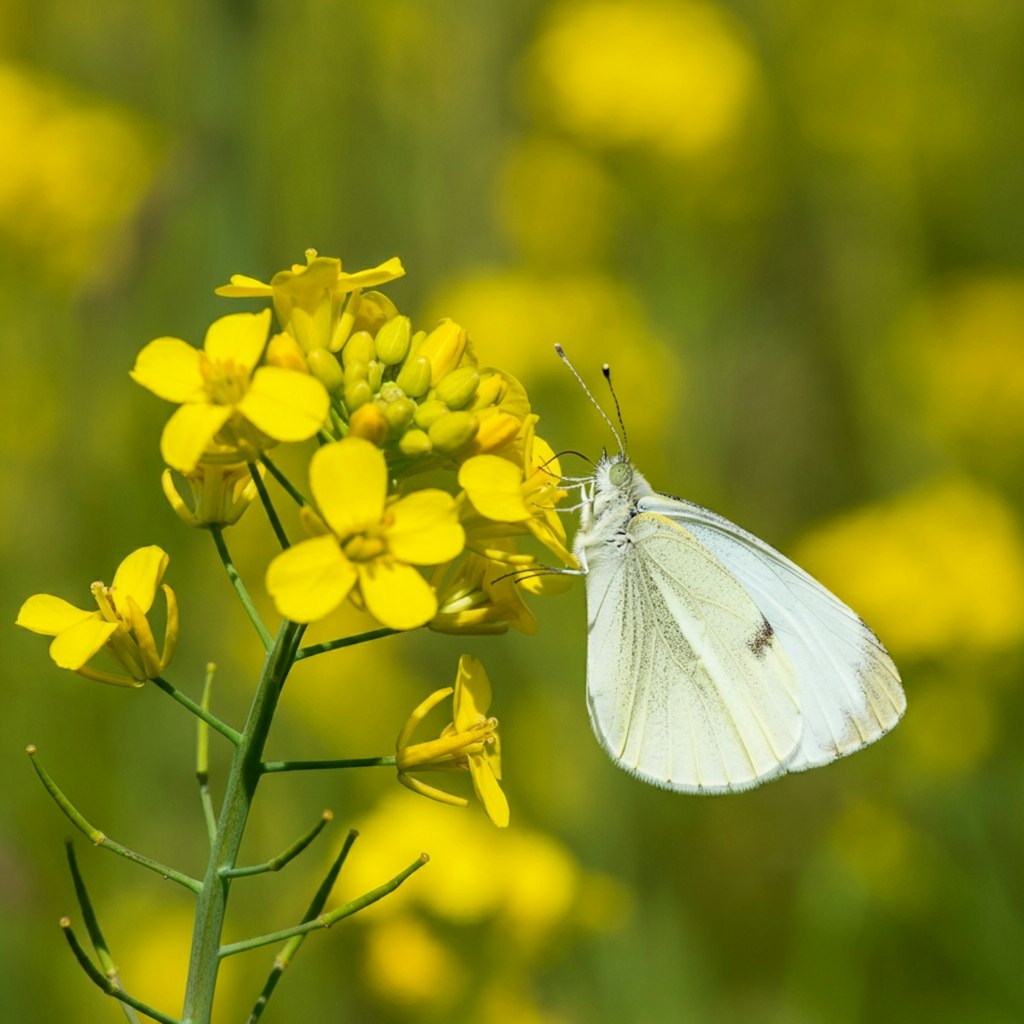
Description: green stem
xmin=196 ymin=665 xmax=217 ymax=844
xmin=180 ymin=619 xmax=302 ymax=1024
xmin=261 ymin=756 xmax=395 ymax=774
xmin=62 ymin=918 xmax=181 ymax=1024
xmin=293 ymin=627 xmax=399 ymax=661
xmin=247 ymin=461 xmax=290 ymax=549
xmin=259 ymin=454 xmax=309 ymax=508
xmin=150 ymin=675 xmax=241 ymax=745
xmin=209 ymin=526 xmax=273 ymax=650
xmin=27 ymin=747 xmax=201 ymax=893
xmin=219 ymin=853 xmax=428 ymax=958
xmin=246 ymin=830 xmax=358 ymax=1024
xmin=221 ymin=810 xmax=332 ymax=878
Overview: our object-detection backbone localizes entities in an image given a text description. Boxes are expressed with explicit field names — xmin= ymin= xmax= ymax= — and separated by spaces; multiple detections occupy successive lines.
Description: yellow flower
xmin=16 ymin=546 xmax=177 ymax=687
xmin=396 ymin=655 xmax=509 ymax=828
xmin=265 ymin=438 xmax=465 ymax=629
xmin=161 ymin=462 xmax=262 ymax=528
xmin=458 ymin=415 xmax=576 ymax=564
xmin=430 ymin=547 xmax=539 ymax=635
xmin=214 ymin=249 xmax=405 ymax=342
xmin=131 ymin=310 xmax=329 ymax=473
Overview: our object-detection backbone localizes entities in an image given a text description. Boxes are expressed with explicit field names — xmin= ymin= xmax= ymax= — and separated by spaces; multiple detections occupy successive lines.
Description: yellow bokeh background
xmin=4 ymin=1 xmax=1024 ymax=1021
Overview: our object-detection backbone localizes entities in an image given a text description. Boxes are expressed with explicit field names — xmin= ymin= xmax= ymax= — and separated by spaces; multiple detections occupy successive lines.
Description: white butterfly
xmin=563 ymin=354 xmax=905 ymax=794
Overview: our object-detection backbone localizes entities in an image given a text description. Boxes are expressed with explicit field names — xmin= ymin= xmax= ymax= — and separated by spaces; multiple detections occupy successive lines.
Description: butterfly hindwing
xmin=585 ymin=510 xmax=803 ymax=793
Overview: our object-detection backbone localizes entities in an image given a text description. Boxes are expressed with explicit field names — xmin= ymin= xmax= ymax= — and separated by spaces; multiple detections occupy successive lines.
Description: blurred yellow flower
xmin=265 ymin=438 xmax=464 ymax=628
xmin=131 ymin=310 xmax=329 ymax=472
xmin=528 ymin=0 xmax=757 ymax=158
xmin=365 ymin=914 xmax=464 ymax=1009
xmin=794 ymin=477 xmax=1024 ymax=659
xmin=396 ymin=655 xmax=509 ymax=828
xmin=16 ymin=546 xmax=177 ymax=686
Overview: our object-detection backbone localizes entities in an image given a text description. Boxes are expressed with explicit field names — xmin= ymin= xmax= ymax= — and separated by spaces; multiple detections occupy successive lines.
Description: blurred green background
xmin=4 ymin=0 xmax=1024 ymax=1021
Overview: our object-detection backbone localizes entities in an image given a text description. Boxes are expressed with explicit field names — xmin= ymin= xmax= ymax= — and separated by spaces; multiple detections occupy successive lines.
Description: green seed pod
xmin=434 ymin=366 xmax=480 ymax=410
xmin=413 ymin=399 xmax=449 ymax=430
xmin=383 ymin=396 xmax=416 ymax=434
xmin=395 ymin=355 xmax=432 ymax=398
xmin=306 ymin=347 xmax=344 ymax=393
xmin=342 ymin=330 xmax=376 ymax=369
xmin=399 ymin=429 xmax=432 ymax=456
xmin=428 ymin=411 xmax=479 ymax=454
xmin=345 ymin=379 xmax=373 ymax=411
xmin=374 ymin=315 xmax=412 ymax=366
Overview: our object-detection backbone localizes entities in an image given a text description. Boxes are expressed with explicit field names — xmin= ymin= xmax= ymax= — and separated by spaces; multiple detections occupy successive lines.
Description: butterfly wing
xmin=640 ymin=495 xmax=905 ymax=772
xmin=585 ymin=511 xmax=803 ymax=793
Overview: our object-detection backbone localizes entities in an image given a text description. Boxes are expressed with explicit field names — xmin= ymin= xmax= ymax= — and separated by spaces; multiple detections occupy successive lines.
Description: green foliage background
xmin=3 ymin=1 xmax=1024 ymax=1021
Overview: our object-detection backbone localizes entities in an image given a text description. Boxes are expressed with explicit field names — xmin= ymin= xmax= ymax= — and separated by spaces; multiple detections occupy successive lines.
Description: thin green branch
xmin=61 ymin=918 xmax=181 ymax=1024
xmin=246 ymin=830 xmax=359 ymax=1024
xmin=261 ymin=756 xmax=395 ymax=774
xmin=259 ymin=454 xmax=310 ymax=508
xmin=293 ymin=627 xmax=399 ymax=661
xmin=26 ymin=746 xmax=201 ymax=893
xmin=222 ymin=810 xmax=333 ymax=878
xmin=247 ymin=460 xmax=290 ymax=549
xmin=220 ymin=853 xmax=428 ymax=959
xmin=149 ymin=675 xmax=241 ymax=745
xmin=196 ymin=664 xmax=218 ymax=844
xmin=209 ymin=525 xmax=273 ymax=650
xmin=66 ymin=842 xmax=141 ymax=1024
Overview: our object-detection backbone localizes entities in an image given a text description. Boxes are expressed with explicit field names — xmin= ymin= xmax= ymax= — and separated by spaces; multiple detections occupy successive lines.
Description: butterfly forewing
xmin=639 ymin=495 xmax=905 ymax=771
xmin=585 ymin=511 xmax=804 ymax=793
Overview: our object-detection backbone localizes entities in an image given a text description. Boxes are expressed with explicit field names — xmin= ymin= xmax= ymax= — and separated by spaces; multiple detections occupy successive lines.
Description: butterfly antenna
xmin=601 ymin=363 xmax=629 ymax=454
xmin=555 ymin=344 xmax=625 ymax=453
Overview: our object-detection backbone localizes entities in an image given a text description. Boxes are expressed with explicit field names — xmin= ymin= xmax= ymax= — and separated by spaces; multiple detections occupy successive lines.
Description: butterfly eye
xmin=608 ymin=461 xmax=632 ymax=487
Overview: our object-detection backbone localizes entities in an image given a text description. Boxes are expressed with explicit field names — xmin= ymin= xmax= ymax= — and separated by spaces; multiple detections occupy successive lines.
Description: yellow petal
xmin=16 ymin=594 xmax=94 ymax=636
xmin=203 ymin=310 xmax=271 ymax=370
xmin=336 ymin=257 xmax=405 ymax=292
xmin=358 ymin=560 xmax=437 ymax=630
xmin=49 ymin=616 xmax=119 ymax=670
xmin=160 ymin=403 xmax=233 ymax=473
xmin=265 ymin=535 xmax=357 ymax=623
xmin=130 ymin=338 xmax=205 ymax=403
xmin=387 ymin=491 xmax=465 ymax=564
xmin=309 ymin=439 xmax=387 ymax=538
xmin=453 ymin=654 xmax=492 ymax=728
xmin=111 ymin=546 xmax=168 ymax=615
xmin=458 ymin=456 xmax=531 ymax=521
xmin=238 ymin=367 xmax=328 ymax=441
xmin=468 ymin=756 xmax=509 ymax=827
xmin=214 ymin=274 xmax=273 ymax=297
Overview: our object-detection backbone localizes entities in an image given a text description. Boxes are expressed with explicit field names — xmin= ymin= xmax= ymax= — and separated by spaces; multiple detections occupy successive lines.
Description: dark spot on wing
xmin=748 ymin=617 xmax=774 ymax=659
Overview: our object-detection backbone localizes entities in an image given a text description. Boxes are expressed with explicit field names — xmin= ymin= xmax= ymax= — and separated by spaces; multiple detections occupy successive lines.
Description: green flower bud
xmin=368 ymin=360 xmax=384 ymax=392
xmin=419 ymin=319 xmax=468 ymax=386
xmin=428 ymin=411 xmax=478 ymax=454
xmin=413 ymin=399 xmax=449 ymax=430
xmin=434 ymin=366 xmax=480 ymax=409
xmin=395 ymin=355 xmax=432 ymax=398
xmin=353 ymin=290 xmax=399 ymax=336
xmin=342 ymin=330 xmax=376 ymax=369
xmin=375 ymin=315 xmax=412 ymax=365
xmin=383 ymin=396 xmax=416 ymax=434
xmin=471 ymin=371 xmax=507 ymax=410
xmin=399 ymin=429 xmax=432 ymax=456
xmin=307 ymin=347 xmax=344 ymax=393
xmin=345 ymin=379 xmax=373 ymax=411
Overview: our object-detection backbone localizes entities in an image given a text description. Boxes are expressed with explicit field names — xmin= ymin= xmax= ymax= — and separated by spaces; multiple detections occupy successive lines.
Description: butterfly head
xmin=589 ymin=451 xmax=652 ymax=518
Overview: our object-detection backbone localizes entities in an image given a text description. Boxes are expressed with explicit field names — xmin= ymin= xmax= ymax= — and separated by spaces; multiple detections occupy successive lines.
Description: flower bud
xmin=395 ymin=355 xmax=432 ymax=398
xmin=413 ymin=399 xmax=449 ymax=430
xmin=434 ymin=366 xmax=480 ymax=409
xmin=265 ymin=332 xmax=309 ymax=373
xmin=471 ymin=371 xmax=507 ymax=410
xmin=418 ymin=319 xmax=468 ymax=385
xmin=349 ymin=403 xmax=389 ymax=445
xmin=345 ymin=379 xmax=373 ymax=411
xmin=307 ymin=347 xmax=344 ymax=393
xmin=352 ymin=290 xmax=399 ymax=336
xmin=399 ymin=429 xmax=432 ymax=456
xmin=368 ymin=359 xmax=384 ymax=392
xmin=428 ymin=411 xmax=478 ymax=454
xmin=342 ymin=330 xmax=376 ymax=369
xmin=374 ymin=315 xmax=412 ymax=365
xmin=470 ymin=409 xmax=522 ymax=454
xmin=383 ymin=396 xmax=416 ymax=434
